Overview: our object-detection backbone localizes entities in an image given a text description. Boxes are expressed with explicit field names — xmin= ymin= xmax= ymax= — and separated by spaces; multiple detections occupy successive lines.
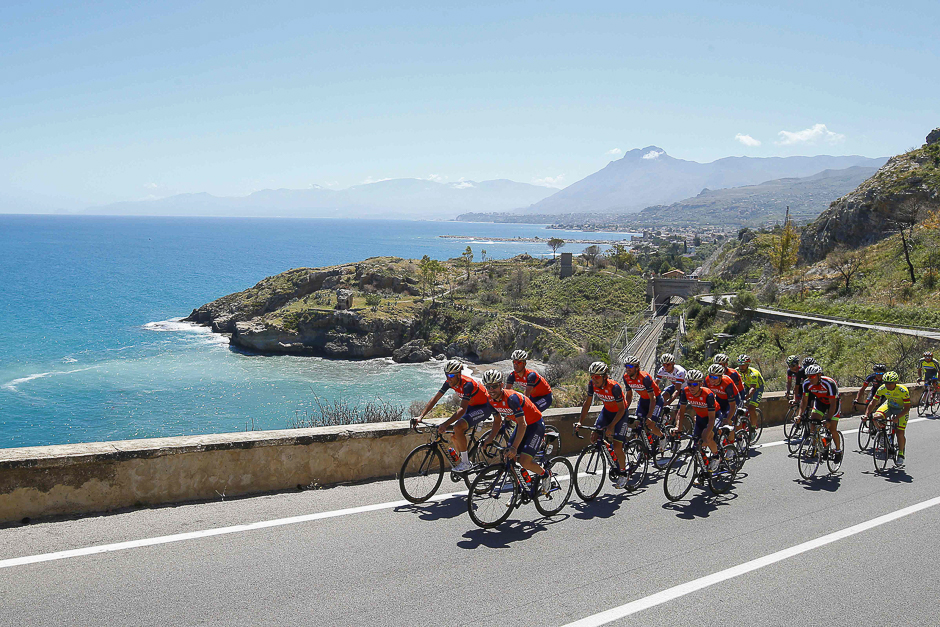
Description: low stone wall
xmin=0 ymin=385 xmax=921 ymax=524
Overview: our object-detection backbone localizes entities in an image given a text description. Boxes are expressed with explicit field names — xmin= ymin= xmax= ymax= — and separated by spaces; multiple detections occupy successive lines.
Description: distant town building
xmin=560 ymin=252 xmax=573 ymax=278
xmin=661 ymin=269 xmax=686 ymax=279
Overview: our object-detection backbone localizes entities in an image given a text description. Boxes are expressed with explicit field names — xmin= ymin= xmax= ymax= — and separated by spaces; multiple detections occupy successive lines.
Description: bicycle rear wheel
xmin=825 ymin=430 xmax=845 ymax=474
xmin=797 ymin=436 xmax=820 ymax=479
xmin=574 ymin=445 xmax=606 ymax=501
xmin=783 ymin=405 xmax=797 ymax=439
xmin=398 ymin=444 xmax=445 ymax=504
xmin=708 ymin=445 xmax=737 ymax=495
xmin=622 ymin=440 xmax=649 ymax=491
xmin=534 ymin=457 xmax=574 ymax=517
xmin=872 ymin=432 xmax=890 ymax=473
xmin=663 ymin=450 xmax=696 ymax=502
xmin=917 ymin=391 xmax=929 ymax=416
xmin=467 ymin=464 xmax=518 ymax=528
xmin=857 ymin=416 xmax=872 ymax=451
xmin=787 ymin=419 xmax=805 ymax=455
xmin=734 ymin=430 xmax=749 ymax=470
xmin=931 ymin=390 xmax=940 ymax=415
xmin=748 ymin=408 xmax=764 ymax=445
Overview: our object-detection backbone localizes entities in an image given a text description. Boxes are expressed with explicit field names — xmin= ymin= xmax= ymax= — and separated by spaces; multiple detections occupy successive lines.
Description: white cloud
xmin=452 ymin=181 xmax=474 ymax=189
xmin=776 ymin=123 xmax=845 ymax=146
xmin=533 ymin=174 xmax=566 ymax=188
xmin=735 ymin=133 xmax=762 ymax=147
xmin=144 ymin=182 xmax=158 ymax=189
xmin=606 ymin=148 xmax=623 ymax=156
xmin=361 ymin=176 xmax=393 ymax=184
xmin=642 ymin=150 xmax=663 ymax=160
xmin=425 ymin=174 xmax=446 ymax=182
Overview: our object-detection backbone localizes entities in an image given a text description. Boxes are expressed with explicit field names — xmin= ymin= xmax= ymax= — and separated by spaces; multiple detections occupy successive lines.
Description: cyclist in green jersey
xmin=865 ymin=371 xmax=911 ymax=468
xmin=738 ymin=354 xmax=764 ymax=431
xmin=917 ymin=351 xmax=939 ymax=395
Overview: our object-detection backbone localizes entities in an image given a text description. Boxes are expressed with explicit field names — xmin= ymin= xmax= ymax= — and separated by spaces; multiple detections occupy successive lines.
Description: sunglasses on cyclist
xmin=687 ymin=381 xmax=701 ymax=386
xmin=446 ymin=373 xmax=458 ymax=378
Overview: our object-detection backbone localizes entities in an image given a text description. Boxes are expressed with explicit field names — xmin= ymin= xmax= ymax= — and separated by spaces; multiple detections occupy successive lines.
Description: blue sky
xmin=1 ymin=1 xmax=937 ymax=209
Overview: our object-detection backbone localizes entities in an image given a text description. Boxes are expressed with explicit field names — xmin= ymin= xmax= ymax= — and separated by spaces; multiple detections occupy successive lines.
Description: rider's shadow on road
xmin=860 ymin=469 xmax=913 ymax=484
xmin=795 ymin=474 xmax=843 ymax=492
xmin=662 ymin=491 xmax=736 ymax=520
xmin=394 ymin=496 xmax=467 ymax=521
xmin=457 ymin=515 xmax=569 ymax=550
xmin=569 ymin=493 xmax=626 ymax=520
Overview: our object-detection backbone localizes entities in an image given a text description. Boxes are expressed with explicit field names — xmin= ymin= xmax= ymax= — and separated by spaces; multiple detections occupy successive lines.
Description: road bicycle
xmin=796 ymin=415 xmax=844 ymax=479
xmin=870 ymin=411 xmax=903 ymax=473
xmin=916 ymin=381 xmax=940 ymax=416
xmin=625 ymin=408 xmax=683 ymax=471
xmin=466 ymin=442 xmax=573 ymax=529
xmin=739 ymin=403 xmax=764 ymax=445
xmin=662 ymin=428 xmax=738 ymax=502
xmin=572 ymin=425 xmax=648 ymax=500
xmin=854 ymin=401 xmax=874 ymax=451
xmin=398 ymin=419 xmax=512 ymax=504
xmin=717 ymin=421 xmax=749 ymax=471
xmin=785 ymin=403 xmax=811 ymax=455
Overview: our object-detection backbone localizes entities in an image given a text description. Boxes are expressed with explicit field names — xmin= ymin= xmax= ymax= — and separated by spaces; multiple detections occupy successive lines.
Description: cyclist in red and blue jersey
xmin=704 ymin=364 xmax=739 ymax=429
xmin=621 ymin=354 xmax=667 ymax=451
xmin=576 ymin=361 xmax=630 ymax=488
xmin=415 ymin=359 xmax=494 ymax=473
xmin=481 ymin=369 xmax=551 ymax=493
xmin=673 ymin=369 xmax=720 ymax=469
xmin=506 ymin=349 xmax=553 ymax=411
xmin=855 ymin=363 xmax=886 ymax=406
xmin=713 ymin=353 xmax=745 ymax=404
xmin=799 ymin=364 xmax=843 ymax=462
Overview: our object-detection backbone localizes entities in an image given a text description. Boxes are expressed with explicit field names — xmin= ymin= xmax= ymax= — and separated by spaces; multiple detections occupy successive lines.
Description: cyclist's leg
xmin=531 ymin=392 xmax=553 ymax=412
xmin=517 ymin=420 xmax=546 ymax=476
xmin=896 ymin=411 xmax=908 ymax=458
xmin=748 ymin=387 xmax=763 ymax=428
xmin=645 ymin=396 xmax=666 ymax=438
xmin=456 ymin=404 xmax=490 ymax=453
xmin=611 ymin=415 xmax=631 ymax=469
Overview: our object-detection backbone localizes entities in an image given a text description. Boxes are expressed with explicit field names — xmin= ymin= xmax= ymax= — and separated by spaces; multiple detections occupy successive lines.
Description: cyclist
xmin=798 ymin=364 xmax=843 ymax=463
xmin=621 ymin=354 xmax=668 ymax=452
xmin=506 ymin=349 xmax=553 ymax=411
xmin=656 ymin=353 xmax=687 ymax=405
xmin=480 ymin=369 xmax=551 ymax=492
xmin=785 ymin=355 xmax=802 ymax=400
xmin=865 ymin=371 xmax=911 ymax=468
xmin=576 ymin=361 xmax=630 ymax=488
xmin=738 ymin=354 xmax=765 ymax=432
xmin=704 ymin=363 xmax=739 ymax=429
xmin=788 ymin=356 xmax=817 ymax=428
xmin=855 ymin=363 xmax=886 ymax=406
xmin=713 ymin=354 xmax=745 ymax=405
xmin=672 ymin=369 xmax=720 ymax=470
xmin=917 ymin=351 xmax=939 ymax=396
xmin=415 ymin=359 xmax=494 ymax=473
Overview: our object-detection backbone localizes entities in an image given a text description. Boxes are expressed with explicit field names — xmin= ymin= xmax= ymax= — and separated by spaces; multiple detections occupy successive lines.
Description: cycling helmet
xmin=738 ymin=354 xmax=751 ymax=366
xmin=873 ymin=363 xmax=886 ymax=373
xmin=588 ymin=361 xmax=609 ymax=376
xmin=707 ymin=364 xmax=726 ymax=377
xmin=686 ymin=369 xmax=705 ymax=383
xmin=660 ymin=353 xmax=675 ymax=365
xmin=623 ymin=354 xmax=641 ymax=367
xmin=444 ymin=359 xmax=463 ymax=374
xmin=883 ymin=371 xmax=900 ymax=383
xmin=786 ymin=355 xmax=799 ymax=366
xmin=805 ymin=364 xmax=823 ymax=376
xmin=510 ymin=349 xmax=528 ymax=361
xmin=801 ymin=357 xmax=817 ymax=368
xmin=924 ymin=351 xmax=934 ymax=359
xmin=481 ymin=369 xmax=503 ymax=386
xmin=713 ymin=353 xmax=729 ymax=365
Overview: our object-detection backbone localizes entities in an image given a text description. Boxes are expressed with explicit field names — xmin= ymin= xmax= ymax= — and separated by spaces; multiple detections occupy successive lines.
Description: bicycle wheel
xmin=787 ymin=419 xmax=805 ymax=455
xmin=622 ymin=440 xmax=649 ymax=491
xmin=857 ymin=416 xmax=872 ymax=451
xmin=534 ymin=457 xmax=574 ymax=517
xmin=467 ymin=464 xmax=518 ymax=528
xmin=708 ymin=445 xmax=737 ymax=495
xmin=826 ymin=431 xmax=845 ymax=474
xmin=931 ymin=390 xmax=940 ymax=415
xmin=398 ymin=444 xmax=445 ymax=504
xmin=748 ymin=408 xmax=764 ymax=445
xmin=917 ymin=390 xmax=929 ymax=416
xmin=574 ymin=445 xmax=606 ymax=501
xmin=872 ymin=432 xmax=890 ymax=473
xmin=783 ymin=405 xmax=797 ymax=439
xmin=797 ymin=436 xmax=820 ymax=479
xmin=663 ymin=449 xmax=696 ymax=502
xmin=734 ymin=430 xmax=749 ymax=470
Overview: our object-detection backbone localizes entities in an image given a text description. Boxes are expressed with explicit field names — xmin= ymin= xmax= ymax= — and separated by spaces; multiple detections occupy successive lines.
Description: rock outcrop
xmin=799 ymin=130 xmax=940 ymax=263
xmin=392 ymin=339 xmax=433 ymax=363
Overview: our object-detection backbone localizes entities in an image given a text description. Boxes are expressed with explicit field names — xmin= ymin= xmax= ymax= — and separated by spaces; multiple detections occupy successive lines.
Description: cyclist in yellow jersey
xmin=917 ymin=351 xmax=939 ymax=395
xmin=865 ymin=371 xmax=911 ymax=468
xmin=737 ymin=354 xmax=764 ymax=431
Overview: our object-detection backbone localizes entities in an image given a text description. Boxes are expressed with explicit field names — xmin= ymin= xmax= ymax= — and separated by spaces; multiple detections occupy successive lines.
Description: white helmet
xmin=444 ymin=359 xmax=463 ymax=374
xmin=686 ymin=369 xmax=705 ymax=383
xmin=713 ymin=353 xmax=729 ymax=366
xmin=623 ymin=354 xmax=641 ymax=367
xmin=707 ymin=363 xmax=726 ymax=377
xmin=660 ymin=353 xmax=675 ymax=365
xmin=511 ymin=349 xmax=529 ymax=361
xmin=588 ymin=361 xmax=610 ymax=376
xmin=481 ymin=369 xmax=503 ymax=386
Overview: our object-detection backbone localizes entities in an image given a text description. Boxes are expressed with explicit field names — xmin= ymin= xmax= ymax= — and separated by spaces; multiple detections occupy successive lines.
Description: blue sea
xmin=0 ymin=215 xmax=634 ymax=448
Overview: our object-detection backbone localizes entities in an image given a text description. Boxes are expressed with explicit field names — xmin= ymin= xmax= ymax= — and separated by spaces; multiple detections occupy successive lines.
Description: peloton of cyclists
xmin=621 ymin=354 xmax=668 ymax=452
xmin=656 ymin=352 xmax=687 ymax=405
xmin=576 ymin=361 xmax=631 ymax=489
xmin=798 ymin=364 xmax=843 ymax=463
xmin=505 ymin=349 xmax=554 ymax=411
xmin=865 ymin=371 xmax=911 ymax=468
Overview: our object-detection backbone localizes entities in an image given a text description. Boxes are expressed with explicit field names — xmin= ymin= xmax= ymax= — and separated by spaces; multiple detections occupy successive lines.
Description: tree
xmin=887 ymin=198 xmax=923 ymax=285
xmin=693 ymin=234 xmax=702 ymax=247
xmin=364 ymin=293 xmax=382 ymax=311
xmin=925 ymin=249 xmax=940 ymax=289
xmin=547 ymin=238 xmax=565 ymax=259
xmin=771 ymin=208 xmax=799 ymax=275
xmin=581 ymin=245 xmax=601 ymax=267
xmin=480 ymin=249 xmax=487 ymax=262
xmin=461 ymin=246 xmax=473 ymax=279
xmin=827 ymin=246 xmax=864 ymax=291
xmin=609 ymin=243 xmax=637 ymax=273
xmin=418 ymin=255 xmax=444 ymax=300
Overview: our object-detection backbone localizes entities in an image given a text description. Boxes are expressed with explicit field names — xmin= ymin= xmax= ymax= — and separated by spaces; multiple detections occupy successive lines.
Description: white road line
xmin=755 ymin=416 xmax=929 ymax=449
xmin=562 ymin=494 xmax=940 ymax=627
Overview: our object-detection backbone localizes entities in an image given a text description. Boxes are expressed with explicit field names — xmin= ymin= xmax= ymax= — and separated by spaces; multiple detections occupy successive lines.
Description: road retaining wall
xmin=0 ymin=386 xmax=921 ymax=524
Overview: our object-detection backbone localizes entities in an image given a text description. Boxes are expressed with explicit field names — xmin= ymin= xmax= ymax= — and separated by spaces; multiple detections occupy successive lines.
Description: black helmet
xmin=786 ymin=355 xmax=799 ymax=366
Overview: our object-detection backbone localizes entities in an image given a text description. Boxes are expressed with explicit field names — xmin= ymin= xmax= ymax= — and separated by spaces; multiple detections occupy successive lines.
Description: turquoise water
xmin=0 ymin=215 xmax=633 ymax=448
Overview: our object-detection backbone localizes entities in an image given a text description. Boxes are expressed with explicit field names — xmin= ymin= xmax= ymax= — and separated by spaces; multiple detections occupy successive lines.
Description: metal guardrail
xmin=753 ymin=306 xmax=940 ymax=334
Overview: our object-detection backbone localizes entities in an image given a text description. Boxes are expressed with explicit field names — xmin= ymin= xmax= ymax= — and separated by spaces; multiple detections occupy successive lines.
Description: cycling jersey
xmin=506 ymin=368 xmax=552 ymax=397
xmin=743 ymin=367 xmax=765 ymax=389
xmin=656 ymin=364 xmax=687 ymax=388
xmin=705 ymin=375 xmax=738 ymax=402
xmin=489 ymin=389 xmax=542 ymax=425
xmin=587 ymin=378 xmax=625 ymax=412
xmin=439 ymin=375 xmax=490 ymax=406
xmin=622 ymin=370 xmax=662 ymax=400
xmin=874 ymin=384 xmax=911 ymax=410
xmin=864 ymin=373 xmax=884 ymax=401
xmin=802 ymin=376 xmax=839 ymax=404
xmin=678 ymin=387 xmax=716 ymax=418
xmin=922 ymin=360 xmax=939 ymax=379
xmin=725 ymin=367 xmax=745 ymax=396
xmin=787 ymin=367 xmax=806 ymax=396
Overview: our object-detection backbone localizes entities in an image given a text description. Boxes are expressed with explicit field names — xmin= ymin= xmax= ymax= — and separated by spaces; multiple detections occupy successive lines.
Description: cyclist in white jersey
xmin=656 ymin=353 xmax=687 ymax=405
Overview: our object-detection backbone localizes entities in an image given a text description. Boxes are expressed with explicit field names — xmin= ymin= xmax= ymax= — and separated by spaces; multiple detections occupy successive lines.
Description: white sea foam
xmin=62 ymin=357 xmax=78 ymax=363
xmin=2 ymin=367 xmax=98 ymax=392
xmin=143 ymin=318 xmax=229 ymax=345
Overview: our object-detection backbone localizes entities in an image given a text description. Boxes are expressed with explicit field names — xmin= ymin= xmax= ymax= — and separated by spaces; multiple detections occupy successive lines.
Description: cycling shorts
xmin=748 ymin=387 xmax=764 ymax=407
xmin=635 ymin=396 xmax=665 ymax=422
xmin=594 ymin=407 xmax=630 ymax=443
xmin=692 ymin=414 xmax=713 ymax=442
xmin=925 ymin=369 xmax=938 ymax=382
xmin=530 ymin=393 xmax=553 ymax=412
xmin=876 ymin=404 xmax=909 ymax=429
xmin=461 ymin=403 xmax=495 ymax=428
xmin=662 ymin=384 xmax=678 ymax=397
xmin=808 ymin=397 xmax=841 ymax=420
xmin=511 ymin=419 xmax=545 ymax=458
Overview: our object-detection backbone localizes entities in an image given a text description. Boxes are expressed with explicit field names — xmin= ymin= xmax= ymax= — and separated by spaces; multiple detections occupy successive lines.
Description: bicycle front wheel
xmin=748 ymin=408 xmax=764 ymax=445
xmin=534 ymin=457 xmax=574 ymax=517
xmin=783 ymin=405 xmax=797 ymax=439
xmin=872 ymin=432 xmax=890 ymax=473
xmin=622 ymin=440 xmax=649 ymax=491
xmin=734 ymin=430 xmax=749 ymax=470
xmin=857 ymin=416 xmax=872 ymax=451
xmin=664 ymin=450 xmax=696 ymax=502
xmin=917 ymin=391 xmax=929 ymax=416
xmin=931 ymin=390 xmax=940 ymax=415
xmin=826 ymin=430 xmax=845 ymax=474
xmin=797 ymin=436 xmax=820 ymax=479
xmin=398 ymin=444 xmax=445 ymax=504
xmin=708 ymin=445 xmax=737 ymax=495
xmin=787 ymin=419 xmax=805 ymax=455
xmin=467 ymin=464 xmax=518 ymax=528
xmin=574 ymin=446 xmax=607 ymax=501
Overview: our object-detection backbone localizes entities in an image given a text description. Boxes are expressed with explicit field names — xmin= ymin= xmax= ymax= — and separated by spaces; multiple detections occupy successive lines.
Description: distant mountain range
xmin=520 ymin=147 xmax=886 ymax=215
xmin=85 ymin=178 xmax=556 ymax=220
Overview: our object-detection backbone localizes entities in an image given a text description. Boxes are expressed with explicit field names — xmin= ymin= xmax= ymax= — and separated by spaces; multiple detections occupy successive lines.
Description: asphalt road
xmin=2 ymin=415 xmax=939 ymax=626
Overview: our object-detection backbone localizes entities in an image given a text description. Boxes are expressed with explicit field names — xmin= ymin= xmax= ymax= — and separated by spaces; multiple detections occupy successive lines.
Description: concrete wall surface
xmin=0 ymin=385 xmax=922 ymax=524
